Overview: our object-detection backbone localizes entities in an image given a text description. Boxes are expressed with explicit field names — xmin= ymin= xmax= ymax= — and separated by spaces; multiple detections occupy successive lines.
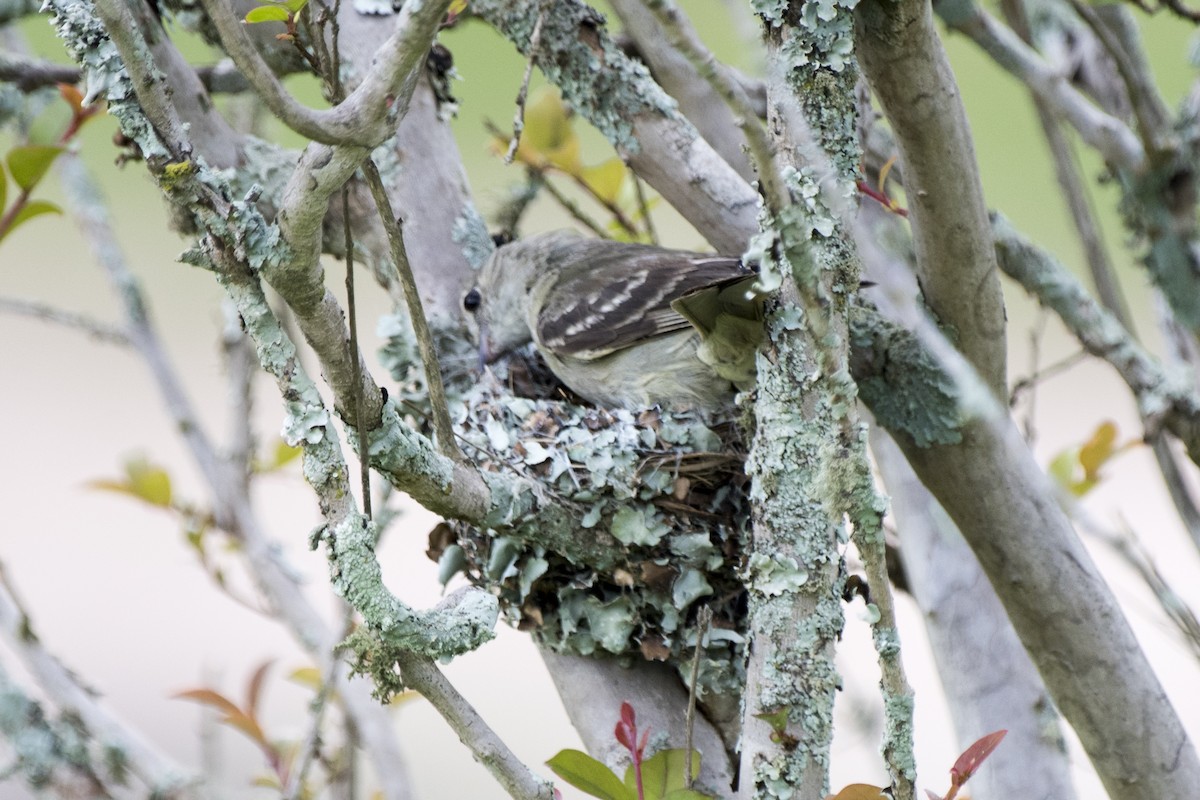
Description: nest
xmin=429 ymin=352 xmax=754 ymax=695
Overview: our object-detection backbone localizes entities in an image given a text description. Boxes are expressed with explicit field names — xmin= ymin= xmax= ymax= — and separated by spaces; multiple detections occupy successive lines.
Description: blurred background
xmin=2 ymin=2 xmax=1199 ymax=797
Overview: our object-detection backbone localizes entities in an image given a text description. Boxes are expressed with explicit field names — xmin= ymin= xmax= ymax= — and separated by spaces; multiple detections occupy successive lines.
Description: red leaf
xmin=620 ymin=701 xmax=636 ymax=729
xmin=951 ymin=729 xmax=1007 ymax=786
xmin=615 ymin=702 xmax=637 ymax=753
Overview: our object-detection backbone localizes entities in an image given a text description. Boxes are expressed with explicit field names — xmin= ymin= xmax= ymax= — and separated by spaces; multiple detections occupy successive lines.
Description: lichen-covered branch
xmin=992 ymin=213 xmax=1200 ymax=466
xmin=470 ymin=0 xmax=758 ymax=253
xmin=869 ymin=430 xmax=1077 ymax=800
xmin=0 ymin=572 xmax=198 ymax=797
xmin=54 ymin=148 xmax=417 ymax=796
xmin=850 ymin=304 xmax=1200 ymax=800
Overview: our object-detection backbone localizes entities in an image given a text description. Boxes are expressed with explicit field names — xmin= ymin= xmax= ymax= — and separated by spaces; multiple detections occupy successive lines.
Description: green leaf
xmin=88 ymin=457 xmax=172 ymax=507
xmin=281 ymin=0 xmax=309 ymax=12
xmin=244 ymin=5 xmax=290 ymax=23
xmin=627 ymin=749 xmax=701 ymax=799
xmin=581 ymin=159 xmax=628 ymax=205
xmin=547 ymin=749 xmax=635 ymax=800
xmin=0 ymin=200 xmax=62 ymax=243
xmin=257 ymin=439 xmax=302 ymax=472
xmin=6 ymin=145 xmax=64 ymax=191
xmin=0 ymin=162 xmax=7 ymax=211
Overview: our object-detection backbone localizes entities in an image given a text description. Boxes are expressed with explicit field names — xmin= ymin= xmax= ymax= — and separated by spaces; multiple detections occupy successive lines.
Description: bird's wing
xmin=536 ymin=250 xmax=750 ymax=360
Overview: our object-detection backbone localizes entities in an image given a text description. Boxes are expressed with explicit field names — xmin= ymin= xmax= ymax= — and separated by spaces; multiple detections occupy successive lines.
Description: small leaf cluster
xmin=243 ymin=0 xmax=310 ymax=38
xmin=1048 ymin=420 xmax=1136 ymax=497
xmin=492 ymin=87 xmax=655 ymax=242
xmin=825 ymin=729 xmax=1007 ymax=800
xmin=0 ymin=85 xmax=100 ymax=246
xmin=548 ymin=702 xmax=713 ymax=800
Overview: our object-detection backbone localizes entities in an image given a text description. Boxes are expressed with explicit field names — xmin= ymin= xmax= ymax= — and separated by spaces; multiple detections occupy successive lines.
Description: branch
xmin=934 ymin=0 xmax=1146 ymax=173
xmin=607 ymin=0 xmax=753 ymax=181
xmin=397 ymin=651 xmax=554 ymax=799
xmin=992 ymin=213 xmax=1200 ymax=467
xmin=855 ymin=0 xmax=1008 ymax=396
xmin=471 ymin=0 xmax=758 ymax=254
xmin=0 ymin=568 xmax=198 ymax=796
xmin=0 ymin=52 xmax=252 ymax=95
xmin=198 ymin=0 xmax=453 ymax=147
xmin=0 ymin=296 xmax=129 ymax=345
xmin=869 ymin=431 xmax=1078 ymax=800
xmin=849 ymin=301 xmax=1200 ymax=800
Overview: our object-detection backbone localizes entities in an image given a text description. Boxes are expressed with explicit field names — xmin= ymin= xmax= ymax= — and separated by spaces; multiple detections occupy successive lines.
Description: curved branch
xmin=850 ymin=304 xmax=1200 ymax=800
xmin=198 ymin=0 xmax=452 ymax=147
xmin=992 ymin=214 xmax=1200 ymax=465
xmin=935 ymin=0 xmax=1146 ymax=173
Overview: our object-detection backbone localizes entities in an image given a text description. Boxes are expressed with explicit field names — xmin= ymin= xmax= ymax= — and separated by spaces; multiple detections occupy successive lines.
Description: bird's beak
xmin=477 ymin=323 xmax=493 ymax=372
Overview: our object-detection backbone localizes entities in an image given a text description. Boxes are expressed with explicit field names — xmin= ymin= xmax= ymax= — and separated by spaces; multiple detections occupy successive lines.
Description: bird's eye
xmin=463 ymin=288 xmax=482 ymax=312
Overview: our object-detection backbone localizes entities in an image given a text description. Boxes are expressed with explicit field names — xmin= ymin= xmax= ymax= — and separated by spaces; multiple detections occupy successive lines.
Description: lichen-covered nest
xmin=438 ymin=355 xmax=753 ymax=694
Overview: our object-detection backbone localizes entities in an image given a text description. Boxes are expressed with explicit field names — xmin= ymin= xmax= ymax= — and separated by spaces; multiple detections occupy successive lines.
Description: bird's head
xmin=463 ymin=230 xmax=583 ymax=367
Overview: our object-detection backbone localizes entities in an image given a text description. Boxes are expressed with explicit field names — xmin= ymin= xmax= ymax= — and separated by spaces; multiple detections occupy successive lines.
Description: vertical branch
xmin=360 ymin=158 xmax=463 ymax=462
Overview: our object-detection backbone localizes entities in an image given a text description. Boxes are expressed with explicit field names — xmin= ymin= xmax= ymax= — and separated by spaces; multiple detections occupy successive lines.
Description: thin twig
xmin=0 ymin=296 xmax=129 ymax=345
xmin=1019 ymin=309 xmax=1048 ymax=443
xmin=360 ymin=158 xmax=463 ymax=462
xmin=630 ymin=167 xmax=658 ymax=245
xmin=505 ymin=5 xmax=547 ymax=164
xmin=538 ymin=173 xmax=612 ymax=238
xmin=344 ymin=186 xmax=373 ymax=518
xmin=281 ymin=659 xmax=340 ymax=800
xmin=683 ymin=605 xmax=711 ymax=790
xmin=1009 ymin=348 xmax=1089 ymax=408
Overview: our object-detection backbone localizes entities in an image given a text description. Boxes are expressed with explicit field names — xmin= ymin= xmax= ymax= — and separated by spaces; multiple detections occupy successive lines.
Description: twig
xmin=360 ymin=157 xmax=463 ymax=462
xmin=630 ymin=167 xmax=659 ymax=245
xmin=281 ymin=660 xmax=339 ymax=800
xmin=1018 ymin=309 xmax=1048 ymax=442
xmin=940 ymin=2 xmax=1146 ymax=173
xmin=344 ymin=186 xmax=373 ymax=517
xmin=0 ymin=296 xmax=129 ymax=345
xmin=396 ymin=651 xmax=553 ymax=799
xmin=1075 ymin=513 xmax=1200 ymax=662
xmin=505 ymin=5 xmax=547 ymax=164
xmin=1064 ymin=0 xmax=1171 ymax=151
xmin=1009 ymin=347 xmax=1089 ymax=408
xmin=683 ymin=606 xmax=712 ymax=790
xmin=220 ymin=300 xmax=257 ymax=493
xmin=544 ymin=177 xmax=614 ymax=238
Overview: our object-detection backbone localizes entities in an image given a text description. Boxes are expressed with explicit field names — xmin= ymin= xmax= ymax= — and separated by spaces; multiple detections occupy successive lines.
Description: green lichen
xmin=849 ymin=308 xmax=966 ymax=447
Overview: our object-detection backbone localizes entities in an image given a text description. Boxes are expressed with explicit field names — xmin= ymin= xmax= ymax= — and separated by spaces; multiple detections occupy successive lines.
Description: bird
xmin=462 ymin=230 xmax=764 ymax=414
